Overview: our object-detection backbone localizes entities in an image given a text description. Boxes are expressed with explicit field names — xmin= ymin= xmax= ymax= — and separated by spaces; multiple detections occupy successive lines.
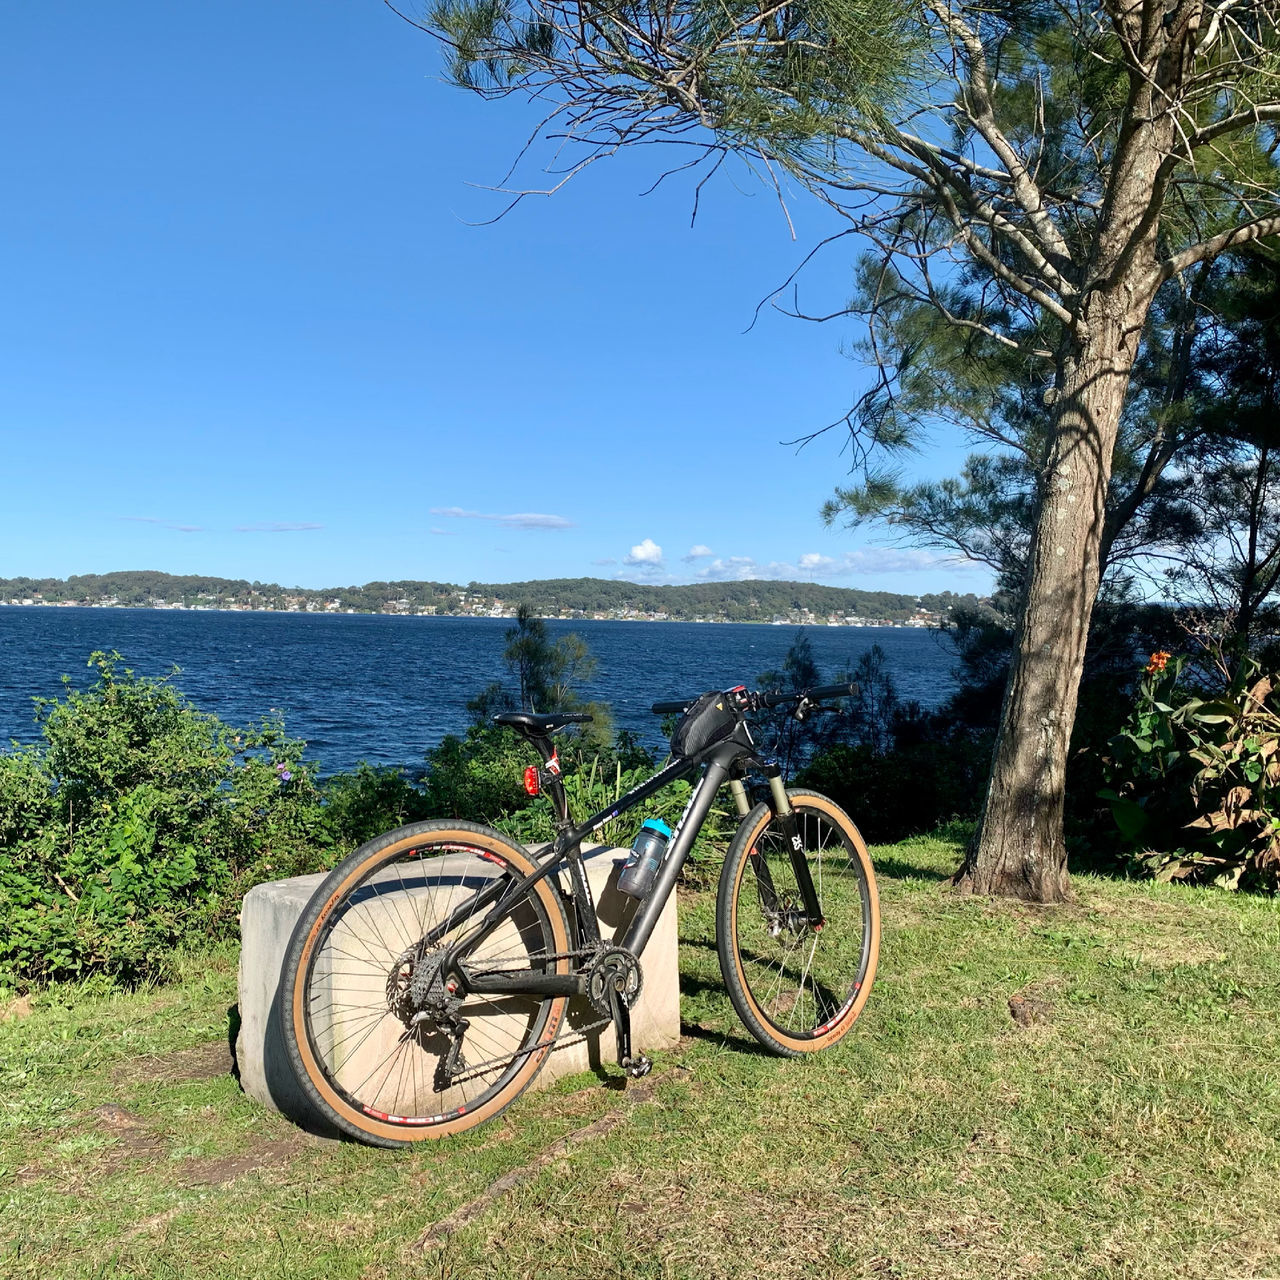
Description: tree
xmin=1152 ymin=259 xmax=1280 ymax=654
xmin=467 ymin=603 xmax=610 ymax=738
xmin=397 ymin=0 xmax=1280 ymax=900
xmin=843 ymin=252 xmax=1280 ymax=653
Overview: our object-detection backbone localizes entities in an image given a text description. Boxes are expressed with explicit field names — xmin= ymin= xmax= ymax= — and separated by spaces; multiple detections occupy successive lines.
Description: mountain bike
xmin=279 ymin=682 xmax=880 ymax=1146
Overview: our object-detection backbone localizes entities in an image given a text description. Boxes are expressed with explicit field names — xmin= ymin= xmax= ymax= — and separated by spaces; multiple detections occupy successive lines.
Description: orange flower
xmin=1145 ymin=650 xmax=1172 ymax=674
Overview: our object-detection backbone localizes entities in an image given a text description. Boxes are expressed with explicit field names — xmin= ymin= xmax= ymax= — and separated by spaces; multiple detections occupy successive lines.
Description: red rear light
xmin=523 ymin=765 xmax=540 ymax=796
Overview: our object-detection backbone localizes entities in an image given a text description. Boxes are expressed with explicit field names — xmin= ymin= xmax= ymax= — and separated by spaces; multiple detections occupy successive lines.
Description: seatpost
xmin=530 ymin=734 xmax=571 ymax=828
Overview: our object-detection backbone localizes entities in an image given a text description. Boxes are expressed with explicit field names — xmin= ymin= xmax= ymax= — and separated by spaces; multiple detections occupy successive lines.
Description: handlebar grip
xmin=759 ymin=688 xmax=795 ymax=708
xmin=807 ymin=682 xmax=860 ymax=701
xmin=651 ymin=699 xmax=693 ymax=714
xmin=760 ymin=682 xmax=860 ymax=708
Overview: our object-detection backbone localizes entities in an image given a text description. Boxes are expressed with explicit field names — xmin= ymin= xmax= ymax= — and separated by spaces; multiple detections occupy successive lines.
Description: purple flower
xmin=276 ymin=763 xmax=293 ymax=782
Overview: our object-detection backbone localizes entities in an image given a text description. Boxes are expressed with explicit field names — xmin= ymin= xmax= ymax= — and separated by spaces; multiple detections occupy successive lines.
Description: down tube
xmin=622 ymin=760 xmax=729 ymax=958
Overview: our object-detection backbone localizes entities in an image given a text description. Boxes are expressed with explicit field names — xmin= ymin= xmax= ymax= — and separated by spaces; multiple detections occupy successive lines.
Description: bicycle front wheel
xmin=280 ymin=820 xmax=570 ymax=1146
xmin=717 ymin=789 xmax=879 ymax=1055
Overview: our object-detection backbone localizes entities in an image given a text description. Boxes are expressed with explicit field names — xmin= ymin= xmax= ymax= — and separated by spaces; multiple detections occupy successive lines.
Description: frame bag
xmin=670 ymin=691 xmax=739 ymax=758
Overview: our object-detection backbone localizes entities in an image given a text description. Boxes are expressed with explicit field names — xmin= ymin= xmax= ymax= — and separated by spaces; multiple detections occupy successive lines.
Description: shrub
xmin=795 ymin=737 xmax=990 ymax=844
xmin=0 ymin=653 xmax=330 ymax=986
xmin=321 ymin=762 xmax=433 ymax=847
xmin=1101 ymin=652 xmax=1280 ymax=890
xmin=421 ymin=726 xmax=541 ymax=825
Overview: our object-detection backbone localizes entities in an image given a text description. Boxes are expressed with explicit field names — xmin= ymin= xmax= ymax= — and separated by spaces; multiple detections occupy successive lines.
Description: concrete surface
xmin=236 ymin=842 xmax=680 ymax=1133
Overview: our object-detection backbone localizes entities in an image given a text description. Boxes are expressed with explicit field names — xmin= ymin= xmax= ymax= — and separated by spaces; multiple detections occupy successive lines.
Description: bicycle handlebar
xmin=649 ymin=682 xmax=859 ymax=716
xmin=758 ymin=681 xmax=860 ymax=708
xmin=650 ymin=698 xmax=694 ymax=714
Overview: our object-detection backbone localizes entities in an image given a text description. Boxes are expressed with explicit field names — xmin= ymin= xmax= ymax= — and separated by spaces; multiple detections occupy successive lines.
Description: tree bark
xmin=955 ymin=288 xmax=1153 ymax=900
xmin=952 ymin=6 xmax=1199 ymax=901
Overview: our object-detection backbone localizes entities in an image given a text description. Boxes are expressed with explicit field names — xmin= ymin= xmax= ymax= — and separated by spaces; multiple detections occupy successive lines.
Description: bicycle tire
xmin=716 ymin=789 xmax=879 ymax=1055
xmin=279 ymin=819 xmax=570 ymax=1146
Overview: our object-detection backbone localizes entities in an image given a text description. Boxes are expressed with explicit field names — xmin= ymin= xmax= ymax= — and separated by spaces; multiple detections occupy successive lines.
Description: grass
xmin=3 ymin=833 xmax=1280 ymax=1279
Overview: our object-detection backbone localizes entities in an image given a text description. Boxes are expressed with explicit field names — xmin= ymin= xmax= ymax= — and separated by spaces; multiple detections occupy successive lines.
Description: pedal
xmin=622 ymin=1053 xmax=652 ymax=1079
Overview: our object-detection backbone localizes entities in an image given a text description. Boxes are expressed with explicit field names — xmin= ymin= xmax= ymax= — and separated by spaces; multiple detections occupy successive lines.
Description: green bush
xmin=321 ymin=762 xmax=433 ymax=847
xmin=795 ymin=737 xmax=990 ymax=844
xmin=1100 ymin=651 xmax=1280 ymax=890
xmin=0 ymin=653 xmax=331 ymax=986
xmin=420 ymin=726 xmax=541 ymax=825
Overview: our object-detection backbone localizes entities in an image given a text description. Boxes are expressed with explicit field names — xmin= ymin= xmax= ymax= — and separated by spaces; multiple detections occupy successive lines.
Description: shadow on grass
xmin=676 ymin=959 xmax=819 ymax=1058
xmin=678 ymin=1019 xmax=770 ymax=1057
xmin=872 ymin=856 xmax=952 ymax=883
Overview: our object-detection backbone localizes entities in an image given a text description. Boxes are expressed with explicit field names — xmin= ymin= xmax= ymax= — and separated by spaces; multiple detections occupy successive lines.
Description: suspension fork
xmin=760 ymin=765 xmax=824 ymax=929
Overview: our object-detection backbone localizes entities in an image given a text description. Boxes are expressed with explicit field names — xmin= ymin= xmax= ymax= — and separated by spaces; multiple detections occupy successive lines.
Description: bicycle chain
xmin=443 ymin=1014 xmax=614 ymax=1086
xmin=442 ymin=944 xmax=613 ymax=1087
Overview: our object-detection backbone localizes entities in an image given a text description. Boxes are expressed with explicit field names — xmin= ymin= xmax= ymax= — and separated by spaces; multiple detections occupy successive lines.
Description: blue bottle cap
xmin=641 ymin=818 xmax=673 ymax=839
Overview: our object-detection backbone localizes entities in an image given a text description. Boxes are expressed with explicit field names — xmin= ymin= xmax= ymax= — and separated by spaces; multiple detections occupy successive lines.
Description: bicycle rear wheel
xmin=280 ymin=820 xmax=570 ymax=1145
xmin=717 ymin=789 xmax=879 ymax=1055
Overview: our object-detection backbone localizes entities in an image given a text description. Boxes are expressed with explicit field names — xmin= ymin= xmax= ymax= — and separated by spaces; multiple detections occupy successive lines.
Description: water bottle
xmin=617 ymin=818 xmax=672 ymax=898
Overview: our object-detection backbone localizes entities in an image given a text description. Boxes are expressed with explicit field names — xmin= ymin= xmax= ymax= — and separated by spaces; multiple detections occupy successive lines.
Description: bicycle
xmin=279 ymin=682 xmax=880 ymax=1146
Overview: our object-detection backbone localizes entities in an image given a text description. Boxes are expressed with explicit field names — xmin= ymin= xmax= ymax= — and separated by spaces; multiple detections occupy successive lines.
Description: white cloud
xmin=694 ymin=548 xmax=974 ymax=582
xmin=624 ymin=538 xmax=664 ymax=565
xmin=119 ymin=515 xmax=204 ymax=534
xmin=236 ymin=522 xmax=323 ymax=533
xmin=430 ymin=507 xmax=573 ymax=531
xmin=682 ymin=544 xmax=714 ymax=562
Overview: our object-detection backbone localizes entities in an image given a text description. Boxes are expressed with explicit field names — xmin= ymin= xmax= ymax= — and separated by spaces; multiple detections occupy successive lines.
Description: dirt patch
xmin=1125 ymin=938 xmax=1228 ymax=969
xmin=112 ymin=1040 xmax=233 ymax=1087
xmin=92 ymin=1103 xmax=169 ymax=1161
xmin=1008 ymin=993 xmax=1054 ymax=1027
xmin=406 ymin=1070 xmax=672 ymax=1256
xmin=177 ymin=1133 xmax=315 ymax=1187
xmin=81 ymin=1099 xmax=316 ymax=1186
xmin=1 ymin=994 xmax=33 ymax=1022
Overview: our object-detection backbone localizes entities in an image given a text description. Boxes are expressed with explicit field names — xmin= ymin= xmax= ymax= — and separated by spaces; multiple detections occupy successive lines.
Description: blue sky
xmin=0 ymin=2 xmax=989 ymax=595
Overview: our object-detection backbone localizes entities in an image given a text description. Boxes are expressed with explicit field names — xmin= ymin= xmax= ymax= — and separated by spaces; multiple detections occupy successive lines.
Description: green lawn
xmin=3 ymin=833 xmax=1279 ymax=1279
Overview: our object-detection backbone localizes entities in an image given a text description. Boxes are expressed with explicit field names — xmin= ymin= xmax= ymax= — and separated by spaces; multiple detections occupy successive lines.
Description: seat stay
xmin=441 ymin=838 xmax=573 ymax=978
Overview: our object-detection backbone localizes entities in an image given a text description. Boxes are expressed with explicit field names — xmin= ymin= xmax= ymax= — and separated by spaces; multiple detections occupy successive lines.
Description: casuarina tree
xmin=390 ymin=0 xmax=1280 ymax=900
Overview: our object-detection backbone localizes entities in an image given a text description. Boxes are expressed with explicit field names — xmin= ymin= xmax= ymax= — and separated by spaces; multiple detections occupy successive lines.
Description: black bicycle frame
xmin=443 ymin=733 xmax=824 ymax=1002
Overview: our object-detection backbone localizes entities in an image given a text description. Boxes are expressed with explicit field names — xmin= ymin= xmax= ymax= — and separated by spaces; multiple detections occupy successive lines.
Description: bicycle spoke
xmin=295 ymin=831 xmax=565 ymax=1134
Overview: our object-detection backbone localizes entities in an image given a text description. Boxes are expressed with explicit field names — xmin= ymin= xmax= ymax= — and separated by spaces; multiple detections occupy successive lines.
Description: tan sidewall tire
xmin=284 ymin=821 xmax=569 ymax=1144
xmin=719 ymin=790 xmax=879 ymax=1055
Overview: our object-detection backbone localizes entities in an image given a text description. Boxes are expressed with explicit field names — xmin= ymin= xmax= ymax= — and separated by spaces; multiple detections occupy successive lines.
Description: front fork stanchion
xmin=729 ymin=778 xmax=752 ymax=819
xmin=768 ymin=768 xmax=825 ymax=929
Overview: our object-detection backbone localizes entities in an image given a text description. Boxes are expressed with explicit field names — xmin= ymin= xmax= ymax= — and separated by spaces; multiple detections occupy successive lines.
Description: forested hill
xmin=0 ymin=572 xmax=987 ymax=625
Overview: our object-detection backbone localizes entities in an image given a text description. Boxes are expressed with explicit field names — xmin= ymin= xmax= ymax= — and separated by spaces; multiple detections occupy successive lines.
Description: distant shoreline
xmin=0 ymin=602 xmax=931 ymax=629
xmin=0 ymin=571 xmax=985 ymax=628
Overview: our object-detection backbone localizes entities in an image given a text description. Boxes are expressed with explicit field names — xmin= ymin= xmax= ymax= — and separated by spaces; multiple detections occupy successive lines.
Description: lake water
xmin=0 ymin=608 xmax=957 ymax=772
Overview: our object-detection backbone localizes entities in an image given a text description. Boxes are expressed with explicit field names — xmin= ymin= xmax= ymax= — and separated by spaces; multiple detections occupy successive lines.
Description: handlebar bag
xmin=670 ymin=691 xmax=739 ymax=758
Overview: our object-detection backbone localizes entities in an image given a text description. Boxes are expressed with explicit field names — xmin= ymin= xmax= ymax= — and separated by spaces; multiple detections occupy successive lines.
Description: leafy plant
xmin=1102 ymin=652 xmax=1280 ymax=889
xmin=0 ymin=653 xmax=332 ymax=986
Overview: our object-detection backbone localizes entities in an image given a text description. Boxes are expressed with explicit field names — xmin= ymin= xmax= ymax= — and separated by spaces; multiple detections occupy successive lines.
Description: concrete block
xmin=236 ymin=843 xmax=680 ymax=1134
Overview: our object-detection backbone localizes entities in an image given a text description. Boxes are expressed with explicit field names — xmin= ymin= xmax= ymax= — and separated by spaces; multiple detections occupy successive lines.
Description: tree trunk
xmin=954 ymin=290 xmax=1152 ymax=901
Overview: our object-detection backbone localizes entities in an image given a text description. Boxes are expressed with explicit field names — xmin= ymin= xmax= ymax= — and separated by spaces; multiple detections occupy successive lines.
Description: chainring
xmin=585 ymin=946 xmax=643 ymax=1018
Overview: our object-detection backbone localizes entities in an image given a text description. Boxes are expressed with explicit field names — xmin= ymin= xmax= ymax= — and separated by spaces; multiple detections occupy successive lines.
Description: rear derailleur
xmin=388 ymin=945 xmax=471 ymax=1088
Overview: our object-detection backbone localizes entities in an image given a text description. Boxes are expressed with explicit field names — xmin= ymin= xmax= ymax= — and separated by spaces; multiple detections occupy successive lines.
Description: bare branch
xmin=1159 ymin=214 xmax=1280 ymax=281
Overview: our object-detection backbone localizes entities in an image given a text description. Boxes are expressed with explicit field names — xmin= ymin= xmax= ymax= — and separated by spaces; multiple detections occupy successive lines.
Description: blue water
xmin=0 ymin=608 xmax=956 ymax=771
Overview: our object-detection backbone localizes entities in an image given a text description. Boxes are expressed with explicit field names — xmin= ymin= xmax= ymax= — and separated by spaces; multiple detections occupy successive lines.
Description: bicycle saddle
xmin=492 ymin=711 xmax=593 ymax=736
